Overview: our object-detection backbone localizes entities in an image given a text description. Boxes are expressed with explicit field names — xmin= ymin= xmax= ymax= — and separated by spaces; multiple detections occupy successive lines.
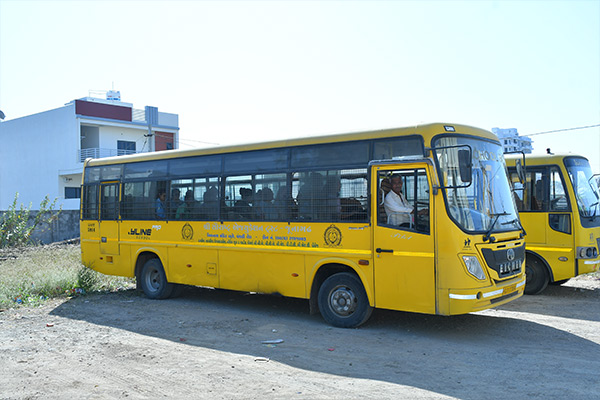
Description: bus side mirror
xmin=515 ymin=159 xmax=525 ymax=184
xmin=458 ymin=149 xmax=472 ymax=183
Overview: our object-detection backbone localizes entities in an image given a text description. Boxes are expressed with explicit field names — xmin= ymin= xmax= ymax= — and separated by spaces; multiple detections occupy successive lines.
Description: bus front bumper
xmin=445 ymin=277 xmax=526 ymax=315
xmin=579 ymin=258 xmax=600 ymax=275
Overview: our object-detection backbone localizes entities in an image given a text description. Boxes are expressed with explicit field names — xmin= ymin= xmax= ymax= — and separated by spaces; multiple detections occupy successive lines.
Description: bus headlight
xmin=462 ymin=256 xmax=486 ymax=280
xmin=577 ymin=247 xmax=598 ymax=259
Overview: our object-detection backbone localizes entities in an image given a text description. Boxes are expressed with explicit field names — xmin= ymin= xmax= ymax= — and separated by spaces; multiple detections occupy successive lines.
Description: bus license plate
xmin=503 ymin=283 xmax=517 ymax=295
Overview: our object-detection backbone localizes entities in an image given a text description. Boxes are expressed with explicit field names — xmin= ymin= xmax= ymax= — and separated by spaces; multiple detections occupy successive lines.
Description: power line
xmin=523 ymin=124 xmax=600 ymax=137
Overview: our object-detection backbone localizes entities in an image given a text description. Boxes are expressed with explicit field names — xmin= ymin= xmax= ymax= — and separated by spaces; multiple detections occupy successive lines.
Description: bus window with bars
xmin=223 ymin=174 xmax=290 ymax=222
xmin=170 ymin=177 xmax=220 ymax=220
xmin=81 ymin=185 xmax=99 ymax=220
xmin=292 ymin=169 xmax=368 ymax=222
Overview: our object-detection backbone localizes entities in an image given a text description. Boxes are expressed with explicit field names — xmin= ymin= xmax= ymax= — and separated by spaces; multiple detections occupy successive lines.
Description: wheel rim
xmin=145 ymin=267 xmax=161 ymax=293
xmin=329 ymin=285 xmax=357 ymax=317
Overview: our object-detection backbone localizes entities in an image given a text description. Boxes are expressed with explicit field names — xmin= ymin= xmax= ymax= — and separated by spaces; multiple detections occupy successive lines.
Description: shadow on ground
xmin=50 ymin=285 xmax=600 ymax=399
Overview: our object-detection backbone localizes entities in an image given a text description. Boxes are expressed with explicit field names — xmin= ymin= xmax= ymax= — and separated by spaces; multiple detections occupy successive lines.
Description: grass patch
xmin=0 ymin=244 xmax=134 ymax=309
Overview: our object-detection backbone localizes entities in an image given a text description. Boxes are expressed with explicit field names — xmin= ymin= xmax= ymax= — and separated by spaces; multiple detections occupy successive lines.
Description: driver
xmin=384 ymin=174 xmax=413 ymax=226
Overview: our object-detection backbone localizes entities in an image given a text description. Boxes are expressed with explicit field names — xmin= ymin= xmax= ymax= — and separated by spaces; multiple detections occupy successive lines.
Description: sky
xmin=1 ymin=0 xmax=599 ymax=170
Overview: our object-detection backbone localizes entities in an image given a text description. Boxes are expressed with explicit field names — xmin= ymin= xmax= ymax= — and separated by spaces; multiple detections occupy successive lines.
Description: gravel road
xmin=1 ymin=274 xmax=599 ymax=399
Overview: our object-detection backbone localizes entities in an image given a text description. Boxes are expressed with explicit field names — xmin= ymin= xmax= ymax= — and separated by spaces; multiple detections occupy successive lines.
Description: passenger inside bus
xmin=169 ymin=188 xmax=183 ymax=219
xmin=233 ymin=188 xmax=253 ymax=219
xmin=274 ymin=186 xmax=297 ymax=220
xmin=199 ymin=186 xmax=219 ymax=219
xmin=297 ymin=172 xmax=324 ymax=220
xmin=322 ymin=176 xmax=341 ymax=220
xmin=176 ymin=190 xmax=197 ymax=219
xmin=155 ymin=191 xmax=167 ymax=219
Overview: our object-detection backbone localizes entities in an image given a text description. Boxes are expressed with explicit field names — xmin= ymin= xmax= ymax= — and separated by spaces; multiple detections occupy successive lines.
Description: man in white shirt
xmin=384 ymin=175 xmax=413 ymax=226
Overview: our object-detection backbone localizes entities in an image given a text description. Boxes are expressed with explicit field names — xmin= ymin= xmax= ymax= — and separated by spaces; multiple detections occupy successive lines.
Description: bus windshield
xmin=434 ymin=136 xmax=520 ymax=234
xmin=565 ymin=157 xmax=600 ymax=219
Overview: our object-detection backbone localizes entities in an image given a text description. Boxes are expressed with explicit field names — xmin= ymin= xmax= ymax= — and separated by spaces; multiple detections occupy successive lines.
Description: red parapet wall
xmin=155 ymin=131 xmax=174 ymax=151
xmin=75 ymin=100 xmax=132 ymax=122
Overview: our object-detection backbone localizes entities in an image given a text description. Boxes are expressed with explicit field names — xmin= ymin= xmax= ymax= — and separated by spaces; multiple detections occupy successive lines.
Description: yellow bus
xmin=81 ymin=123 xmax=526 ymax=327
xmin=506 ymin=154 xmax=600 ymax=294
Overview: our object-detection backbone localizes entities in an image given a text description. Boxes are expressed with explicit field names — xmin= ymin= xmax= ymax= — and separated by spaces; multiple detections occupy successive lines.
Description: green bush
xmin=0 ymin=245 xmax=134 ymax=308
xmin=0 ymin=193 xmax=61 ymax=248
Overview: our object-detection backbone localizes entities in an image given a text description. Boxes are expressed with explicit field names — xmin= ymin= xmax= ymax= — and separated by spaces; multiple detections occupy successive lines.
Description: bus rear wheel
xmin=524 ymin=257 xmax=549 ymax=295
xmin=318 ymin=272 xmax=373 ymax=328
xmin=140 ymin=258 xmax=174 ymax=299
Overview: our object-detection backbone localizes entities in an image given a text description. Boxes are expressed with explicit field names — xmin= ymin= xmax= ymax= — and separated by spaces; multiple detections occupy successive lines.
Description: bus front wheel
xmin=140 ymin=258 xmax=174 ymax=300
xmin=524 ymin=257 xmax=549 ymax=295
xmin=318 ymin=272 xmax=373 ymax=328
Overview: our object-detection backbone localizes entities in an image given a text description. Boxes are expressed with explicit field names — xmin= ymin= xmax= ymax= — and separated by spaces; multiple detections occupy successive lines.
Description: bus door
xmin=513 ymin=167 xmax=574 ymax=279
xmin=99 ymin=182 xmax=120 ymax=255
xmin=372 ymin=164 xmax=436 ymax=313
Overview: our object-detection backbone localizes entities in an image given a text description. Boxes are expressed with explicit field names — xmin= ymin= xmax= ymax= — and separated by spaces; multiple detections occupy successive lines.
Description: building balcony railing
xmin=79 ymin=148 xmax=138 ymax=163
xmin=132 ymin=108 xmax=146 ymax=122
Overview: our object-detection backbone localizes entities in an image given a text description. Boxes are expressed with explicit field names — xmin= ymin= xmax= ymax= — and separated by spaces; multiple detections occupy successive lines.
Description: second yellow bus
xmin=506 ymin=154 xmax=600 ymax=294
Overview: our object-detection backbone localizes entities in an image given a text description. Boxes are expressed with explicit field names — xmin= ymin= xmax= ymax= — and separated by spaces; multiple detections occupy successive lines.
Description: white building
xmin=492 ymin=127 xmax=533 ymax=154
xmin=0 ymin=94 xmax=179 ymax=212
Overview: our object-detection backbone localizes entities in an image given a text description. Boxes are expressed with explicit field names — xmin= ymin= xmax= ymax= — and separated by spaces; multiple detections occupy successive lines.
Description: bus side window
xmin=549 ymin=167 xmax=569 ymax=211
xmin=549 ymin=214 xmax=571 ymax=234
xmin=526 ymin=171 xmax=545 ymax=211
xmin=82 ymin=184 xmax=99 ymax=220
xmin=254 ymin=173 xmax=288 ymax=222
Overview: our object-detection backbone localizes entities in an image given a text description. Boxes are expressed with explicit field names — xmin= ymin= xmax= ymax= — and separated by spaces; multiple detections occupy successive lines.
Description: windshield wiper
xmin=483 ymin=212 xmax=509 ymax=243
xmin=501 ymin=217 xmax=527 ymax=237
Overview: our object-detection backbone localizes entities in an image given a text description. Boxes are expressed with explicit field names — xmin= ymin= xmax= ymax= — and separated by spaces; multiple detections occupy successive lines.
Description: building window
xmin=117 ymin=140 xmax=136 ymax=155
xmin=65 ymin=187 xmax=81 ymax=199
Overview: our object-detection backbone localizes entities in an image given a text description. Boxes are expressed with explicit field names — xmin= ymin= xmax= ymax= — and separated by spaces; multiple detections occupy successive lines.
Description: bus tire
xmin=318 ymin=272 xmax=373 ymax=328
xmin=140 ymin=258 xmax=174 ymax=300
xmin=524 ymin=257 xmax=549 ymax=295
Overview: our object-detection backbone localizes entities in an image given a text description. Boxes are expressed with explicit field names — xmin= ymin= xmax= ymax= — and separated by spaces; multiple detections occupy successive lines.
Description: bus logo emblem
xmin=182 ymin=223 xmax=194 ymax=241
xmin=324 ymin=225 xmax=342 ymax=247
xmin=507 ymin=248 xmax=515 ymax=261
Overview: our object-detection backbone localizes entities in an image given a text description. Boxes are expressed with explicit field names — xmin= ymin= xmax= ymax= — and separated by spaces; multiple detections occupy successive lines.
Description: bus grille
xmin=481 ymin=244 xmax=525 ymax=278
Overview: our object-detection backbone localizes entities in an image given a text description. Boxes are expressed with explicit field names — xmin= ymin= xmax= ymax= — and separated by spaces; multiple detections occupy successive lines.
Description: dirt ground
xmin=1 ymin=275 xmax=599 ymax=400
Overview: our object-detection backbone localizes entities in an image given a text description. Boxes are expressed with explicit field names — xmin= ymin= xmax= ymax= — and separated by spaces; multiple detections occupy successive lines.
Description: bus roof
xmin=505 ymin=153 xmax=588 ymax=167
xmin=86 ymin=122 xmax=498 ymax=168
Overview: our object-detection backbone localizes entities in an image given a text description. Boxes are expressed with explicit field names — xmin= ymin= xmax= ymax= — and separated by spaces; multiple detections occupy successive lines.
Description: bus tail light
xmin=462 ymin=256 xmax=486 ymax=280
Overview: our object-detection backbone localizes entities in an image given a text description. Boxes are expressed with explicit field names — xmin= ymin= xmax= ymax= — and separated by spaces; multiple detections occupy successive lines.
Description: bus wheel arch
xmin=524 ymin=251 xmax=551 ymax=295
xmin=134 ymin=251 xmax=160 ymax=290
xmin=310 ymin=263 xmax=373 ymax=328
xmin=135 ymin=252 xmax=175 ymax=299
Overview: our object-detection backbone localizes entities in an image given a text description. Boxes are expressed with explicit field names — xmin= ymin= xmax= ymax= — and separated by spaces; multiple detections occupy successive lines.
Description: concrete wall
xmin=97 ymin=124 xmax=148 ymax=152
xmin=0 ymin=209 xmax=80 ymax=245
xmin=158 ymin=111 xmax=179 ymax=128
